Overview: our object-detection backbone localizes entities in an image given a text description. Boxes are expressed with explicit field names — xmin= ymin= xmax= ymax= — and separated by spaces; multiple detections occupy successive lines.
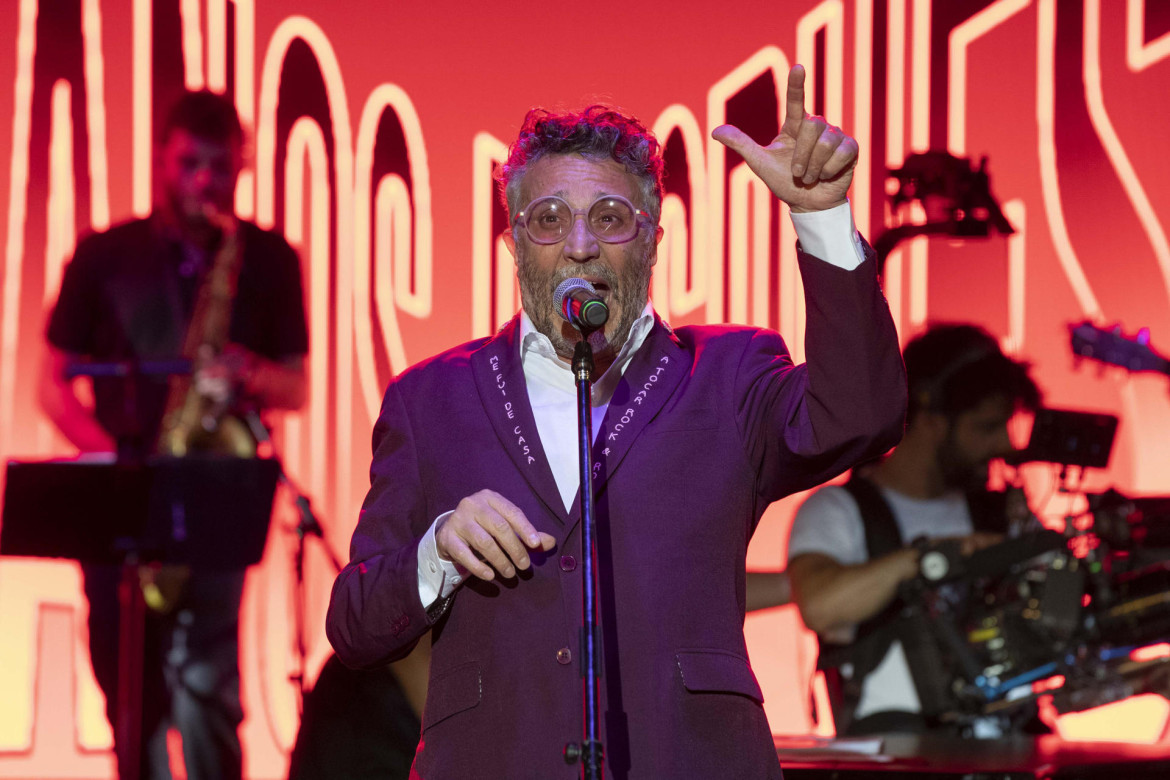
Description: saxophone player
xmin=38 ymin=90 xmax=308 ymax=780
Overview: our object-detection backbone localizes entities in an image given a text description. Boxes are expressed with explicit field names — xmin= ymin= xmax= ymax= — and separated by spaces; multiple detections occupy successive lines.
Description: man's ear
xmin=501 ymin=229 xmax=517 ymax=262
xmin=651 ymin=226 xmax=664 ymax=267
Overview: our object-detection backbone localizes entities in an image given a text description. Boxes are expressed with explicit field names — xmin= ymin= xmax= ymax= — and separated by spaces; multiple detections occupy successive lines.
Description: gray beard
xmin=516 ymin=247 xmax=654 ymax=365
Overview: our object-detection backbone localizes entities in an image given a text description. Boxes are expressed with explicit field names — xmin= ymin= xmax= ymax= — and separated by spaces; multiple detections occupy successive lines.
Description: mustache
xmin=548 ymin=264 xmax=619 ymax=293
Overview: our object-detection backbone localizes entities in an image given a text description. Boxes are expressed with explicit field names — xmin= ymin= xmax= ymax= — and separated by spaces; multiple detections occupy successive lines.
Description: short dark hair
xmin=160 ymin=90 xmax=243 ymax=146
xmin=497 ymin=105 xmax=665 ymax=222
xmin=904 ymin=323 xmax=1041 ymax=422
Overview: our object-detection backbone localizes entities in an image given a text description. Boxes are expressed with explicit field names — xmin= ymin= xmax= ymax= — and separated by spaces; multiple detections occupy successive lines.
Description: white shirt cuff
xmin=789 ymin=200 xmax=866 ymax=271
xmin=417 ymin=510 xmax=465 ymax=606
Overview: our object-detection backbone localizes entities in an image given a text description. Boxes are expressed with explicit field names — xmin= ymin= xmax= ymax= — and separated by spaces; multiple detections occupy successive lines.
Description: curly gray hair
xmin=497 ymin=105 xmax=665 ymax=223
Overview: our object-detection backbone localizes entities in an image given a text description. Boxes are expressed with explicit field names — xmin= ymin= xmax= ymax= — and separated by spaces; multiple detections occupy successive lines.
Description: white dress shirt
xmin=415 ymin=201 xmax=865 ymax=606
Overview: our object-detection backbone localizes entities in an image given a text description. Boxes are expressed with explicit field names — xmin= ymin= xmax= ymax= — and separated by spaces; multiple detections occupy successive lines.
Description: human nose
xmin=192 ymin=164 xmax=214 ymax=190
xmin=561 ymin=213 xmax=600 ymax=262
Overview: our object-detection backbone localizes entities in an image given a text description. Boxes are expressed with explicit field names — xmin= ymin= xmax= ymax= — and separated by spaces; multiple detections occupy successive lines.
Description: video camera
xmin=901 ymin=407 xmax=1170 ymax=732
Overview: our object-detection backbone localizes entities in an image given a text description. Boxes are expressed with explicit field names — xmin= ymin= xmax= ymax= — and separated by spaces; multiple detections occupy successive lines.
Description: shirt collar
xmin=519 ymin=302 xmax=656 ymax=400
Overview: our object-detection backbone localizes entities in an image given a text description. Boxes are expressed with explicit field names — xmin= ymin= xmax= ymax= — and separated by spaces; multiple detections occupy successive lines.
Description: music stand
xmin=1 ymin=455 xmax=279 ymax=780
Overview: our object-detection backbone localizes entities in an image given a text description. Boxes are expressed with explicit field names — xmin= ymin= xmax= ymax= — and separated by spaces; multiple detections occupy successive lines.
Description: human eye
xmin=590 ymin=201 xmax=631 ymax=232
xmin=529 ymin=199 xmax=565 ymax=223
xmin=523 ymin=200 xmax=569 ymax=240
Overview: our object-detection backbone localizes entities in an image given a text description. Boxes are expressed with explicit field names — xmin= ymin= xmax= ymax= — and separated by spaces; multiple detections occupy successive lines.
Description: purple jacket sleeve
xmin=736 ymin=242 xmax=906 ymax=500
xmin=325 ymin=380 xmax=442 ymax=668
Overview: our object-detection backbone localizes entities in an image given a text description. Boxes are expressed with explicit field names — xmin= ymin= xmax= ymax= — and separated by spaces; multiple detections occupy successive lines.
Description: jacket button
xmin=556 ymin=647 xmax=572 ymax=664
xmin=560 ymin=555 xmax=577 ymax=572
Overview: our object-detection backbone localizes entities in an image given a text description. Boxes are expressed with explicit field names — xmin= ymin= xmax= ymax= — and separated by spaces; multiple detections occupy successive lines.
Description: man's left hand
xmin=712 ymin=64 xmax=857 ymax=213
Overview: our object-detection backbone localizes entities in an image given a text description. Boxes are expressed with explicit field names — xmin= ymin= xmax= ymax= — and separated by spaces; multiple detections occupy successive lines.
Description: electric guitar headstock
xmin=1069 ymin=321 xmax=1170 ymax=378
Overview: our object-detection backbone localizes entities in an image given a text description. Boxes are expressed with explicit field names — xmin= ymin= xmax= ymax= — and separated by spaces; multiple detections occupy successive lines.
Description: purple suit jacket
xmin=327 ymin=249 xmax=906 ymax=778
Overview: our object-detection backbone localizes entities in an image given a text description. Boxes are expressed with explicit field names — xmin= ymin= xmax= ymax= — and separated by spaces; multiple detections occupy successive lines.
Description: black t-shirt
xmin=47 ymin=216 xmax=309 ymax=446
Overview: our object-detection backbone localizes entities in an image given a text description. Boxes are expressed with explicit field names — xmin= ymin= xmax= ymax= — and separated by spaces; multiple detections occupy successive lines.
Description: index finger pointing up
xmin=781 ymin=64 xmax=808 ymax=138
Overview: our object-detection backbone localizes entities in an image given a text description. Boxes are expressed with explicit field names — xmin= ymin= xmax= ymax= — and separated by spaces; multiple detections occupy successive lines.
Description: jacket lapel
xmin=470 ymin=317 xmax=566 ymax=522
xmin=565 ymin=317 xmax=691 ymax=531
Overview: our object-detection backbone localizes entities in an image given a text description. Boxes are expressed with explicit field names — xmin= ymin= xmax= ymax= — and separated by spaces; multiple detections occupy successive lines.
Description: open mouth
xmin=586 ymin=279 xmax=611 ymax=298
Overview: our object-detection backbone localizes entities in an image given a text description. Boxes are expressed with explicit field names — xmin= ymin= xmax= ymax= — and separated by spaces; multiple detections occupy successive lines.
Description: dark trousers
xmin=83 ymin=564 xmax=246 ymax=780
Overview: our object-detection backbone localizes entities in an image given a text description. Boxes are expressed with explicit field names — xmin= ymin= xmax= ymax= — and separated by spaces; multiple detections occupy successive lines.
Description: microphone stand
xmin=288 ymin=483 xmax=343 ymax=711
xmin=243 ymin=413 xmax=344 ymax=712
xmin=563 ymin=336 xmax=603 ymax=779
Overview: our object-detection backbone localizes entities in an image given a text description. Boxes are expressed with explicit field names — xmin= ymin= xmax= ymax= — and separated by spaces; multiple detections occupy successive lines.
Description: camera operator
xmin=786 ymin=323 xmax=1041 ymax=736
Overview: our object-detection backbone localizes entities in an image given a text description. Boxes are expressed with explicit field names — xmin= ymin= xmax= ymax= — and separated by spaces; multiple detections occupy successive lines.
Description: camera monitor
xmin=1019 ymin=407 xmax=1119 ymax=469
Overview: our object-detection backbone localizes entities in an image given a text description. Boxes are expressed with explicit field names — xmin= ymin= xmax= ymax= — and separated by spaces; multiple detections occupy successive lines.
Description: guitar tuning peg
xmin=1138 ymin=327 xmax=1151 ymax=346
xmin=1111 ymin=324 xmax=1123 ymax=335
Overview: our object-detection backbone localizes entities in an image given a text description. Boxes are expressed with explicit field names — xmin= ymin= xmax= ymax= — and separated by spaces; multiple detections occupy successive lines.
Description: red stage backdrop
xmin=0 ymin=1 xmax=1168 ymax=777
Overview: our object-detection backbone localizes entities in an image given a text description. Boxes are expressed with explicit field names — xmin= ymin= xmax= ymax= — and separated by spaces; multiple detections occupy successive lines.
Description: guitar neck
xmin=1069 ymin=321 xmax=1170 ymax=379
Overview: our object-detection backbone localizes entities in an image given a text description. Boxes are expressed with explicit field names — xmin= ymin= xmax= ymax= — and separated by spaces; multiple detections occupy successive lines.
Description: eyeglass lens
xmin=525 ymin=197 xmax=638 ymax=244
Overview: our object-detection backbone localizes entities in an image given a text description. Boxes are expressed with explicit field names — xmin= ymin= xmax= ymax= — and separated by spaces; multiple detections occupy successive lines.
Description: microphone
xmin=553 ymin=278 xmax=609 ymax=331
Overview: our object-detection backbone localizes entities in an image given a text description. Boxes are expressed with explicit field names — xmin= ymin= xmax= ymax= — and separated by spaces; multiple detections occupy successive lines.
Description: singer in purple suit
xmin=327 ymin=65 xmax=907 ymax=779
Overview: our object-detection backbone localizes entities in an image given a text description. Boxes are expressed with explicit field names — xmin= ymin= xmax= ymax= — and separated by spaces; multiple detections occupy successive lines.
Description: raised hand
xmin=436 ymin=489 xmax=557 ymax=582
xmin=711 ymin=64 xmax=858 ymax=213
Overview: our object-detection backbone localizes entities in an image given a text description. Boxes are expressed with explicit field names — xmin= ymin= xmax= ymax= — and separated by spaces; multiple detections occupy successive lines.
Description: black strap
xmin=847 ymin=476 xmax=905 ymax=559
xmin=837 ymin=475 xmax=908 ymax=648
xmin=816 ymin=476 xmax=909 ymax=734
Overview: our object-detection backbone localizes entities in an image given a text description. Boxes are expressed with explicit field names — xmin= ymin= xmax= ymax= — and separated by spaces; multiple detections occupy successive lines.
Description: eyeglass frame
xmin=512 ymin=193 xmax=655 ymax=245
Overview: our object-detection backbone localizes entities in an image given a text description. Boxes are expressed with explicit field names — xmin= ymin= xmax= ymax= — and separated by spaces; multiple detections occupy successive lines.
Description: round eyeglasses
xmin=513 ymin=194 xmax=653 ymax=245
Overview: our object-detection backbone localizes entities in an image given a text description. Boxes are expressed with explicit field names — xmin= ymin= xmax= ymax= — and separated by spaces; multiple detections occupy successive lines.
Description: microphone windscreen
xmin=553 ymin=277 xmax=597 ymax=315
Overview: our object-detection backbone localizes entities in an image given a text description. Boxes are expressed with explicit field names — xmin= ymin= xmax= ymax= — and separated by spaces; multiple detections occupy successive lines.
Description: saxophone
xmin=144 ymin=209 xmax=255 ymax=613
xmin=157 ymin=210 xmax=256 ymax=459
